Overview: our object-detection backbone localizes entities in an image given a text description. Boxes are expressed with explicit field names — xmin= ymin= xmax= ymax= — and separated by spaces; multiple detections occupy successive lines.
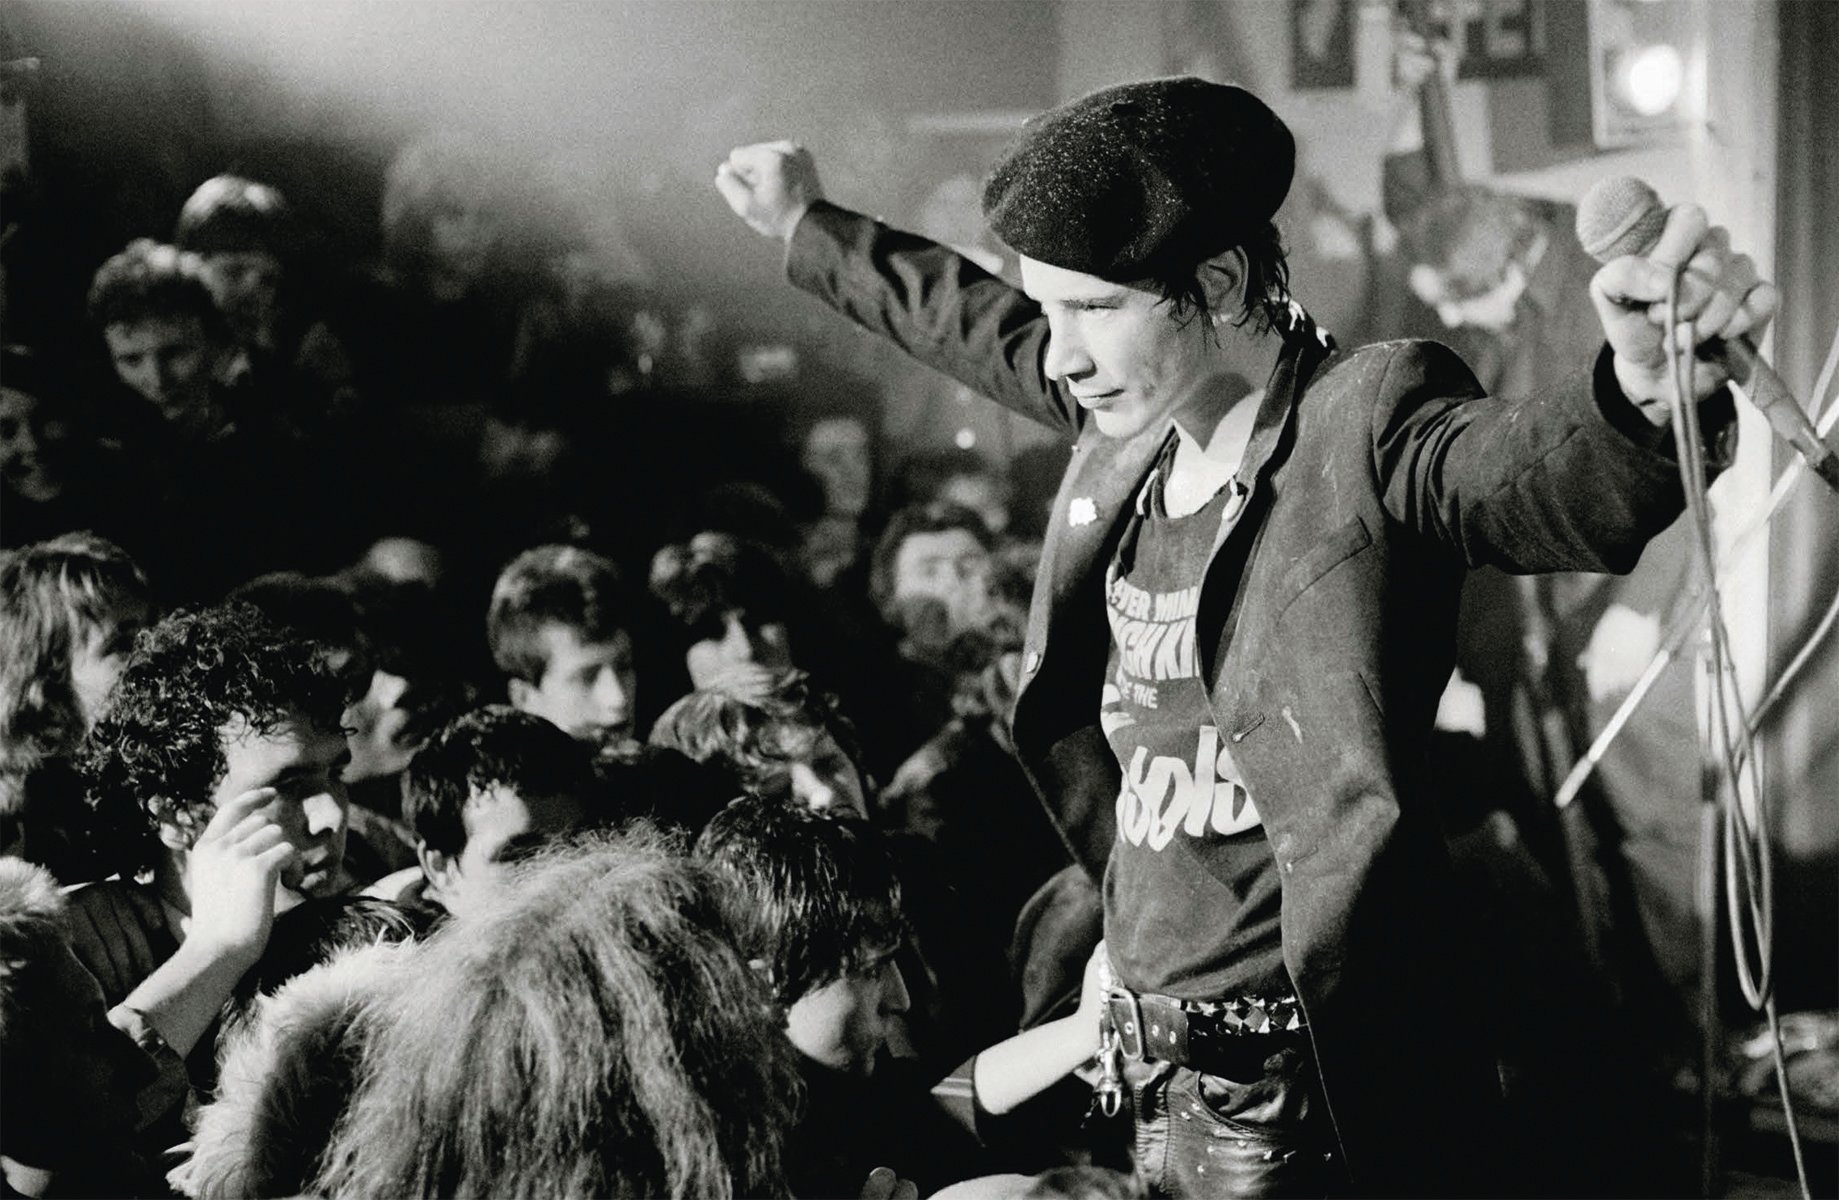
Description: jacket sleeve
xmin=786 ymin=201 xmax=1083 ymax=436
xmin=1368 ymin=339 xmax=1737 ymax=573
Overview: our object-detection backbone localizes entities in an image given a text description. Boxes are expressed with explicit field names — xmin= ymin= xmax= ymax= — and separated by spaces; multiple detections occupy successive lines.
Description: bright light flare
xmin=1613 ymin=43 xmax=1684 ymax=117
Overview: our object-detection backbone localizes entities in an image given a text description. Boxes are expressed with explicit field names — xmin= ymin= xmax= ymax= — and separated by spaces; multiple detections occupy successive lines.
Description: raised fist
xmin=715 ymin=140 xmax=826 ymax=242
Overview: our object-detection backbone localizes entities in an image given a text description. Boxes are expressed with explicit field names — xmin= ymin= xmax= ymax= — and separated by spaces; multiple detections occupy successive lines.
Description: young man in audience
xmin=654 ymin=669 xmax=1019 ymax=1063
xmin=487 ymin=544 xmax=642 ymax=746
xmin=0 ymin=532 xmax=155 ymax=882
xmin=86 ymin=241 xmax=326 ymax=596
xmin=696 ymin=796 xmax=1109 ymax=1197
xmin=649 ymin=531 xmax=797 ymax=703
xmin=66 ymin=604 xmax=357 ymax=1139
xmin=649 ymin=670 xmax=870 ymax=818
xmin=88 ymin=239 xmax=243 ymax=445
xmin=863 ymin=500 xmax=997 ymax=768
xmin=374 ymin=705 xmax=591 ymax=918
xmin=173 ymin=173 xmax=360 ymax=429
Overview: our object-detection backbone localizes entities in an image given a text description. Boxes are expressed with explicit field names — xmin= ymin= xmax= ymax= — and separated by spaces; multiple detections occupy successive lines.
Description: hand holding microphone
xmin=1577 ymin=176 xmax=1835 ymax=490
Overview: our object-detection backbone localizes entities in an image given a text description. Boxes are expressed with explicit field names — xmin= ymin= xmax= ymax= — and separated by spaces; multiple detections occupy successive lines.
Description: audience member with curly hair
xmin=60 ymin=603 xmax=358 ymax=1151
xmin=314 ymin=829 xmax=801 ymax=1199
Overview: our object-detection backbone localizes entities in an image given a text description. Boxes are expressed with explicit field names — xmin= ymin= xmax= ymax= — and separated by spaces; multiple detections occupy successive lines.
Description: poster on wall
xmin=1404 ymin=0 xmax=1549 ymax=80
xmin=1292 ymin=0 xmax=1357 ymax=89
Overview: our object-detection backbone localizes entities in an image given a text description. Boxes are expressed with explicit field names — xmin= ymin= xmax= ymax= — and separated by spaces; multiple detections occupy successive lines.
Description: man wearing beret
xmin=718 ymin=77 xmax=1772 ymax=1198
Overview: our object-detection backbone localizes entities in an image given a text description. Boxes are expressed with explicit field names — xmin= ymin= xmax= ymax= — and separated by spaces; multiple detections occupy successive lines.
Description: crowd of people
xmin=0 ymin=48 xmax=1774 ymax=1200
xmin=1 ymin=127 xmax=1113 ymax=1199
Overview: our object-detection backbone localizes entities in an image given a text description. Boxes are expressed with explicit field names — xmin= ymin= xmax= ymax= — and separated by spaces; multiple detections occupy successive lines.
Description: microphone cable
xmin=1552 ymin=320 xmax=1839 ymax=812
xmin=1662 ymin=270 xmax=1815 ymax=1200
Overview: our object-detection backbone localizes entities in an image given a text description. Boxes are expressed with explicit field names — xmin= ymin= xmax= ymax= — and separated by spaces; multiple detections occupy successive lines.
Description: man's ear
xmin=155 ymin=808 xmax=196 ymax=853
xmin=506 ymin=676 xmax=536 ymax=713
xmin=1202 ymin=247 xmax=1249 ymax=323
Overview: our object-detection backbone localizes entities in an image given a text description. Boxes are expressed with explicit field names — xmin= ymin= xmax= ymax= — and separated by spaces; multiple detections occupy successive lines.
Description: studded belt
xmin=1103 ymin=987 xmax=1307 ymax=1079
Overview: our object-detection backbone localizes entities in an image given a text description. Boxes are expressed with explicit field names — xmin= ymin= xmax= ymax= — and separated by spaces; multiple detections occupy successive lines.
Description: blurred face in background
xmin=103 ymin=316 xmax=224 ymax=438
xmin=511 ymin=624 xmax=637 ymax=745
xmin=890 ymin=528 xmax=991 ymax=656
xmin=68 ymin=599 xmax=151 ymax=731
xmin=425 ymin=199 xmax=496 ymax=300
xmin=802 ymin=417 xmax=873 ymax=519
xmin=684 ymin=610 xmax=794 ymax=693
xmin=0 ymin=387 xmax=70 ymax=504
xmin=935 ymin=471 xmax=1011 ymax=537
xmin=203 ymin=250 xmax=287 ymax=354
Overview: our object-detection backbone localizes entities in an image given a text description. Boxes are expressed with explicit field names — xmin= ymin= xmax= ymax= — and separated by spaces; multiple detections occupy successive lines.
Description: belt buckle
xmin=1107 ymin=987 xmax=1148 ymax=1060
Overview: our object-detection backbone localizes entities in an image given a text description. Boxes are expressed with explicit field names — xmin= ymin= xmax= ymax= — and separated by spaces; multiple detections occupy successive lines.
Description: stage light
xmin=954 ymin=428 xmax=977 ymax=450
xmin=1612 ymin=43 xmax=1683 ymax=117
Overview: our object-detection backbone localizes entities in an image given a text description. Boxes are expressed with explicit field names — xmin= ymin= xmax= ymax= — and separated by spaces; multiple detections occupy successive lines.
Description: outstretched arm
xmin=716 ymin=141 xmax=1081 ymax=435
xmin=964 ymin=941 xmax=1107 ymax=1116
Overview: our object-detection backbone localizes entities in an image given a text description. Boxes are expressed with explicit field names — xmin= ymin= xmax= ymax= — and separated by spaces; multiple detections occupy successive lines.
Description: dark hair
xmin=222 ymin=895 xmax=433 ymax=1037
xmin=1 ymin=343 xmax=58 ymax=403
xmin=85 ymin=238 xmax=226 ymax=334
xmin=227 ymin=571 xmax=373 ymax=688
xmin=79 ymin=604 xmax=352 ymax=873
xmin=401 ymin=705 xmax=591 ymax=855
xmin=589 ymin=742 xmax=735 ymax=836
xmin=648 ymin=671 xmax=864 ymax=804
xmin=891 ymin=447 xmax=1011 ymax=513
xmin=649 ymin=532 xmax=792 ymax=648
xmin=173 ymin=174 xmax=297 ymax=258
xmin=0 ymin=533 xmax=152 ymax=771
xmin=1148 ymin=220 xmax=1291 ymax=335
xmin=315 ymin=829 xmax=799 ymax=1199
xmin=487 ymin=544 xmax=631 ymax=685
xmin=867 ymin=500 xmax=994 ymax=622
xmin=695 ymin=794 xmax=906 ymax=1009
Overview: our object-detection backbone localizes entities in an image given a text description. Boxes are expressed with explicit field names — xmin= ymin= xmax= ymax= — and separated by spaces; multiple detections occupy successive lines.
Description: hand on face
xmin=180 ymin=786 xmax=296 ymax=965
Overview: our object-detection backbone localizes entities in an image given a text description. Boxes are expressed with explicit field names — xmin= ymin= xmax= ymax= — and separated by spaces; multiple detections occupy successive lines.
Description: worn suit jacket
xmin=787 ymin=201 xmax=1727 ymax=1194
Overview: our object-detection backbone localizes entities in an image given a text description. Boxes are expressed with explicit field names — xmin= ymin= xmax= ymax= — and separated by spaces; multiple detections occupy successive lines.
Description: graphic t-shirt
xmin=1101 ymin=435 xmax=1289 ymax=1002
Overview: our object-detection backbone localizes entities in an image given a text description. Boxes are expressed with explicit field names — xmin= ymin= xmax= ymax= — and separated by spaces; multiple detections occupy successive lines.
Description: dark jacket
xmin=784 ymin=201 xmax=1728 ymax=1194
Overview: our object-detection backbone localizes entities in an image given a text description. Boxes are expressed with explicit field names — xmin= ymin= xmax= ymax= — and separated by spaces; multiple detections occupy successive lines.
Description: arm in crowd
xmin=932 ymin=941 xmax=1107 ymax=1132
xmin=112 ymin=786 xmax=294 ymax=1059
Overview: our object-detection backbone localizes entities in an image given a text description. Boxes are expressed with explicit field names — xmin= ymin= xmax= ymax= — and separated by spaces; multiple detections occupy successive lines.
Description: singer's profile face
xmin=1020 ymin=255 xmax=1225 ymax=441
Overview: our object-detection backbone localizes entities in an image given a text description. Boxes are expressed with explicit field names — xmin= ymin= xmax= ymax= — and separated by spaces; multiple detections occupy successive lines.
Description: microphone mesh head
xmin=1575 ymin=176 xmax=1667 ymax=262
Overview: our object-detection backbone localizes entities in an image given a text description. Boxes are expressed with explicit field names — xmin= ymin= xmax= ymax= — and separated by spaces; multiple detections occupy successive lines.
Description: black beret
xmin=982 ymin=77 xmax=1294 ymax=282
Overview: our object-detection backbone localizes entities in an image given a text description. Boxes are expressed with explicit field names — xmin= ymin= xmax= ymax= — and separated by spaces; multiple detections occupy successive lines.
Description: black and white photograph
xmin=1 ymin=1 xmax=1834 ymax=1196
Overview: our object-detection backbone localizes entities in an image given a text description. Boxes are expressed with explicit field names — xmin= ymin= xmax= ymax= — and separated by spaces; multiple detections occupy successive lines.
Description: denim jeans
xmin=1129 ymin=1041 xmax=1345 ymax=1198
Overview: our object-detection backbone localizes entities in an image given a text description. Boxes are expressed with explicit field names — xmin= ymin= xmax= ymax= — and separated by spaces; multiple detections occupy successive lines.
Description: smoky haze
xmin=10 ymin=0 xmax=1057 ymax=337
